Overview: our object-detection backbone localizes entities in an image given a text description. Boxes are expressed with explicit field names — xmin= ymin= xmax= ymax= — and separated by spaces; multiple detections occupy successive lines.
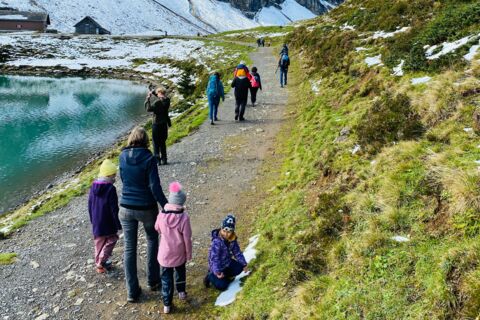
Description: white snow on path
xmin=426 ymin=34 xmax=480 ymax=60
xmin=365 ymin=55 xmax=383 ymax=67
xmin=411 ymin=76 xmax=432 ymax=85
xmin=215 ymin=235 xmax=260 ymax=307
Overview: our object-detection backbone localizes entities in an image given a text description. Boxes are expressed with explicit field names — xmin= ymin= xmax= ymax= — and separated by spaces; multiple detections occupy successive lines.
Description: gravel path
xmin=0 ymin=46 xmax=287 ymax=320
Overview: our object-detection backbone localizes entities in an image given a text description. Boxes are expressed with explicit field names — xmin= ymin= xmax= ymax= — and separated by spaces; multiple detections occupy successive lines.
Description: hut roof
xmin=0 ymin=10 xmax=50 ymax=24
xmin=74 ymin=16 xmax=104 ymax=29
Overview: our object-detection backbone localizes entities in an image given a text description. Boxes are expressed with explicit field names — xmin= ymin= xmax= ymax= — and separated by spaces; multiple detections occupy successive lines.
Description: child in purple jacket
xmin=88 ymin=159 xmax=121 ymax=273
xmin=204 ymin=214 xmax=248 ymax=291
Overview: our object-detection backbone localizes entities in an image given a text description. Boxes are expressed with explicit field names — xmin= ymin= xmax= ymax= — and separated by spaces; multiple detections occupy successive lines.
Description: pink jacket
xmin=155 ymin=203 xmax=192 ymax=268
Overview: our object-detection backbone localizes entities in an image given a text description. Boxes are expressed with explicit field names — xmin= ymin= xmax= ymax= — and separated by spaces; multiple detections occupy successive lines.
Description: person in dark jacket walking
xmin=231 ymin=69 xmax=251 ymax=121
xmin=280 ymin=43 xmax=289 ymax=56
xmin=145 ymin=86 xmax=171 ymax=165
xmin=119 ymin=126 xmax=168 ymax=303
xmin=206 ymin=72 xmax=225 ymax=125
xmin=204 ymin=214 xmax=247 ymax=291
xmin=88 ymin=159 xmax=121 ymax=274
xmin=278 ymin=53 xmax=290 ymax=88
xmin=249 ymin=66 xmax=262 ymax=107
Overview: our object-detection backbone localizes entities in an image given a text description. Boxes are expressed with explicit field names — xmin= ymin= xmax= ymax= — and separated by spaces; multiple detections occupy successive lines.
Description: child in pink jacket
xmin=155 ymin=181 xmax=192 ymax=314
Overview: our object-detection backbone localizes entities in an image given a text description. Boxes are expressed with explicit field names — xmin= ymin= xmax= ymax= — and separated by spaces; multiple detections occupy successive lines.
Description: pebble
xmin=34 ymin=314 xmax=49 ymax=320
xmin=30 ymin=261 xmax=40 ymax=269
xmin=74 ymin=298 xmax=84 ymax=306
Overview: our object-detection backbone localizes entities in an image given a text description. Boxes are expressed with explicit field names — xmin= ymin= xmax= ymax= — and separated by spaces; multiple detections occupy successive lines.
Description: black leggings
xmin=152 ymin=123 xmax=168 ymax=161
xmin=250 ymin=87 xmax=259 ymax=104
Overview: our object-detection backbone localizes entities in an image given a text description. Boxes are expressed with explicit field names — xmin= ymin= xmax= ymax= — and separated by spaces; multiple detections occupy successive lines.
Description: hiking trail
xmin=0 ymin=46 xmax=288 ymax=319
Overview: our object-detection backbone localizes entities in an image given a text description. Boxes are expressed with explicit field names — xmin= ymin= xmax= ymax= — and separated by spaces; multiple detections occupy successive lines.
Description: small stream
xmin=0 ymin=75 xmax=148 ymax=214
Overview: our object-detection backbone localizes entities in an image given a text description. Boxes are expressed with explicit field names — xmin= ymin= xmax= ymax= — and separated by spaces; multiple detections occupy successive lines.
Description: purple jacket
xmin=208 ymin=229 xmax=247 ymax=274
xmin=88 ymin=179 xmax=121 ymax=237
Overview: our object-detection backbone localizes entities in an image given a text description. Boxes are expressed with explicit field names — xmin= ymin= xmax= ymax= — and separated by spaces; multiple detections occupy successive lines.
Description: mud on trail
xmin=0 ymin=46 xmax=288 ymax=319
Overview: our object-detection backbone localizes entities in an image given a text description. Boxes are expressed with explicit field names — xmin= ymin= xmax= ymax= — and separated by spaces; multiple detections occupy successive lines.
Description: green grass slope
xmin=224 ymin=1 xmax=480 ymax=319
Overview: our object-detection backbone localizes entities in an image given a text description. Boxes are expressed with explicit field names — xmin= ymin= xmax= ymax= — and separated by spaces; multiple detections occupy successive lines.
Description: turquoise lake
xmin=0 ymin=75 xmax=148 ymax=214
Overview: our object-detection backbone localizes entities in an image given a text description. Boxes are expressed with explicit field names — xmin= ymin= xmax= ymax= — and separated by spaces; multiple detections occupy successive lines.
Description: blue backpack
xmin=281 ymin=54 xmax=290 ymax=67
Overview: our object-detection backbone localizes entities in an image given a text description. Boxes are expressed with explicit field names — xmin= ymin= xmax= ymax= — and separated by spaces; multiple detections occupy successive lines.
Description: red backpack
xmin=250 ymin=74 xmax=260 ymax=88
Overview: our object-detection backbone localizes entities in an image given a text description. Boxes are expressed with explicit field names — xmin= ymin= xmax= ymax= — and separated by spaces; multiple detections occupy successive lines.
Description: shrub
xmin=356 ymin=92 xmax=423 ymax=152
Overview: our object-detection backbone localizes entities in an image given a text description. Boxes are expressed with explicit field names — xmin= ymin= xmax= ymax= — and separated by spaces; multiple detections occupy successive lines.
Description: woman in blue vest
xmin=206 ymin=72 xmax=225 ymax=125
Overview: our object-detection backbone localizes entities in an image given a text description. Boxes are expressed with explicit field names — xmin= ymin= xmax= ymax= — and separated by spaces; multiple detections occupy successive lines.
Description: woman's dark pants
xmin=119 ymin=207 xmax=160 ymax=299
xmin=152 ymin=123 xmax=168 ymax=163
xmin=250 ymin=87 xmax=259 ymax=105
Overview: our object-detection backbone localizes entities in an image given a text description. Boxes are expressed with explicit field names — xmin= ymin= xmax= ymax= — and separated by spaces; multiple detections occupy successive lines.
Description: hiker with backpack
xmin=280 ymin=43 xmax=289 ymax=56
xmin=206 ymin=72 xmax=225 ymax=125
xmin=249 ymin=67 xmax=262 ymax=107
xmin=231 ymin=68 xmax=251 ymax=121
xmin=278 ymin=53 xmax=290 ymax=88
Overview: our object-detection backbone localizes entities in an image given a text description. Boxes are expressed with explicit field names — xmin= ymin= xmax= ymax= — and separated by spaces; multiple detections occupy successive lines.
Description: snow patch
xmin=391 ymin=235 xmax=410 ymax=242
xmin=355 ymin=47 xmax=368 ymax=52
xmin=340 ymin=22 xmax=355 ymax=31
xmin=392 ymin=60 xmax=405 ymax=76
xmin=371 ymin=27 xmax=410 ymax=39
xmin=411 ymin=76 xmax=431 ymax=85
xmin=0 ymin=14 xmax=29 ymax=20
xmin=464 ymin=39 xmax=480 ymax=61
xmin=351 ymin=144 xmax=361 ymax=155
xmin=365 ymin=55 xmax=383 ymax=67
xmin=426 ymin=34 xmax=480 ymax=60
xmin=310 ymin=79 xmax=321 ymax=95
xmin=215 ymin=235 xmax=260 ymax=307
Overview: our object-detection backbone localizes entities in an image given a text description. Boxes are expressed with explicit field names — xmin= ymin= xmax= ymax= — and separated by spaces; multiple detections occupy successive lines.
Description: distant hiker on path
xmin=119 ymin=127 xmax=168 ymax=303
xmin=204 ymin=215 xmax=248 ymax=291
xmin=278 ymin=53 xmax=290 ymax=88
xmin=261 ymin=38 xmax=265 ymax=47
xmin=250 ymin=66 xmax=262 ymax=107
xmin=145 ymin=86 xmax=171 ymax=165
xmin=280 ymin=43 xmax=289 ymax=56
xmin=88 ymin=159 xmax=121 ymax=274
xmin=231 ymin=68 xmax=251 ymax=121
xmin=206 ymin=72 xmax=225 ymax=125
xmin=155 ymin=181 xmax=192 ymax=314
xmin=256 ymin=38 xmax=261 ymax=47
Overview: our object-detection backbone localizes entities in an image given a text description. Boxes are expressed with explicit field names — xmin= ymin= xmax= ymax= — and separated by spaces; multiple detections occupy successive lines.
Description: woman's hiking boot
xmin=127 ymin=287 xmax=142 ymax=303
xmin=210 ymin=120 xmax=214 ymax=125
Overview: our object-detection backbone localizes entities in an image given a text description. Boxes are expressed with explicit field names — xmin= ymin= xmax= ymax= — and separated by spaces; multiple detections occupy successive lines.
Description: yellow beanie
xmin=236 ymin=69 xmax=246 ymax=77
xmin=99 ymin=159 xmax=117 ymax=177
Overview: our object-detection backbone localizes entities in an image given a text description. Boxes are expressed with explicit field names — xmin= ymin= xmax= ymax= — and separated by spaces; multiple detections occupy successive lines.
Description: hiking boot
xmin=163 ymin=306 xmax=171 ymax=314
xmin=234 ymin=115 xmax=238 ymax=121
xmin=161 ymin=159 xmax=168 ymax=165
xmin=214 ymin=117 xmax=218 ymax=121
xmin=210 ymin=121 xmax=214 ymax=125
xmin=239 ymin=117 xmax=245 ymax=122
xmin=147 ymin=283 xmax=161 ymax=292
xmin=203 ymin=274 xmax=211 ymax=288
xmin=178 ymin=292 xmax=187 ymax=300
xmin=127 ymin=287 xmax=142 ymax=303
xmin=101 ymin=260 xmax=113 ymax=271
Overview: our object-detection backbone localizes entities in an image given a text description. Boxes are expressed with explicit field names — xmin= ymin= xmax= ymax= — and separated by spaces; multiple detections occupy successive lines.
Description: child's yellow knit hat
xmin=99 ymin=159 xmax=117 ymax=177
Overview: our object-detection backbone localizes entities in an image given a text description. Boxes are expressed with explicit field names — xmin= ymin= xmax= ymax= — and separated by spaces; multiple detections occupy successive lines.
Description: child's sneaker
xmin=178 ymin=292 xmax=187 ymax=300
xmin=96 ymin=265 xmax=106 ymax=273
xmin=163 ymin=306 xmax=171 ymax=314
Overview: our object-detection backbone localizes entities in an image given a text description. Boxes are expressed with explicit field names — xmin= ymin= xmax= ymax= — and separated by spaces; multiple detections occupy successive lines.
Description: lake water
xmin=0 ymin=75 xmax=148 ymax=214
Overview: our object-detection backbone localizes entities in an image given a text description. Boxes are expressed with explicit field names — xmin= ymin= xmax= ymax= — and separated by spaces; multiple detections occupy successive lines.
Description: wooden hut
xmin=0 ymin=10 xmax=50 ymax=32
xmin=74 ymin=16 xmax=110 ymax=35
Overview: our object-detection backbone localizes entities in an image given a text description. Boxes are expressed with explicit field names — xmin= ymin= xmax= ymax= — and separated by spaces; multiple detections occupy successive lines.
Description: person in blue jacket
xmin=206 ymin=72 xmax=225 ymax=125
xmin=119 ymin=126 xmax=168 ymax=303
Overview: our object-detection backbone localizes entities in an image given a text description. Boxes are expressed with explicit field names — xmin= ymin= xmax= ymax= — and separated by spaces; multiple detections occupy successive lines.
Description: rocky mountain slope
xmin=0 ymin=0 xmax=341 ymax=34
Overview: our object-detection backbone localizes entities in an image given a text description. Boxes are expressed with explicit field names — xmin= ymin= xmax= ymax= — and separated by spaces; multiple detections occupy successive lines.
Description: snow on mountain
xmin=0 ymin=0 xmax=327 ymax=35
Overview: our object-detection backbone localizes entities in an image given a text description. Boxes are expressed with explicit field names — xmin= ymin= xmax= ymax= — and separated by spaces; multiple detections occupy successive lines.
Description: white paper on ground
xmin=215 ymin=235 xmax=260 ymax=307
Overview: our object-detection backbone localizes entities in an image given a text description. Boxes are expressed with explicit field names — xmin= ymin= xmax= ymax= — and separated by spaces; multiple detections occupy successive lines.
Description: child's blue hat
xmin=222 ymin=214 xmax=236 ymax=232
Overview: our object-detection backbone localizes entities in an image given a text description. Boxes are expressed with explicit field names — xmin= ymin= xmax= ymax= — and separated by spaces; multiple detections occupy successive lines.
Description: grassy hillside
xmin=225 ymin=0 xmax=480 ymax=319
